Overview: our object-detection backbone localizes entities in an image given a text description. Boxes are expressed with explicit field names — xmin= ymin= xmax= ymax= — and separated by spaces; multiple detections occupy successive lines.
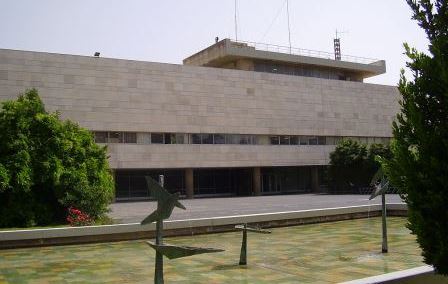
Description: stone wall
xmin=0 ymin=48 xmax=400 ymax=169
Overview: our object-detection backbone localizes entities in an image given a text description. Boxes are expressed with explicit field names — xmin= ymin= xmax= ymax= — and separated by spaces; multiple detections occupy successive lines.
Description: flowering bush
xmin=67 ymin=207 xmax=93 ymax=226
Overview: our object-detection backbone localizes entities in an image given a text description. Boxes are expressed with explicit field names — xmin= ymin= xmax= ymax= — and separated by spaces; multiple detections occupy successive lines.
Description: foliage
xmin=382 ymin=0 xmax=448 ymax=274
xmin=0 ymin=89 xmax=114 ymax=228
xmin=329 ymin=139 xmax=390 ymax=192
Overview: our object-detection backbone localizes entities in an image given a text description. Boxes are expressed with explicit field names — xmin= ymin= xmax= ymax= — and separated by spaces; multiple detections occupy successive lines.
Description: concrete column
xmin=185 ymin=168 xmax=194 ymax=199
xmin=252 ymin=167 xmax=261 ymax=196
xmin=111 ymin=169 xmax=117 ymax=202
xmin=311 ymin=166 xmax=319 ymax=193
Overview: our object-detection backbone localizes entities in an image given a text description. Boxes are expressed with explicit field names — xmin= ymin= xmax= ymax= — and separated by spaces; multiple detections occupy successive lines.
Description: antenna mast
xmin=234 ymin=0 xmax=238 ymax=41
xmin=286 ymin=0 xmax=292 ymax=53
xmin=334 ymin=29 xmax=341 ymax=61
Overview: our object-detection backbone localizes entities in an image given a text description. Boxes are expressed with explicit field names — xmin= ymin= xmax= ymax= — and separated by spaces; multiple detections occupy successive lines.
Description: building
xmin=0 ymin=39 xmax=399 ymax=200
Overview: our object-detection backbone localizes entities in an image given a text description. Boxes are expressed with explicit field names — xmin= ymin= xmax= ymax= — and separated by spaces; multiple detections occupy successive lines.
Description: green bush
xmin=0 ymin=89 xmax=114 ymax=227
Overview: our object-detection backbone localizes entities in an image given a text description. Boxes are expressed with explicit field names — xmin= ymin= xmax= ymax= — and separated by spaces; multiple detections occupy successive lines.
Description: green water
xmin=0 ymin=217 xmax=423 ymax=283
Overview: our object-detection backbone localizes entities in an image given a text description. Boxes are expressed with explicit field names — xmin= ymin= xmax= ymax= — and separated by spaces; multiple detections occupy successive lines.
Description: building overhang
xmin=183 ymin=39 xmax=386 ymax=79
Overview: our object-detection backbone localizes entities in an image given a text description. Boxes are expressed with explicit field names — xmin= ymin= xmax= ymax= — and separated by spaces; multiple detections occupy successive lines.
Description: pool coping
xmin=340 ymin=265 xmax=448 ymax=284
xmin=0 ymin=203 xmax=406 ymax=249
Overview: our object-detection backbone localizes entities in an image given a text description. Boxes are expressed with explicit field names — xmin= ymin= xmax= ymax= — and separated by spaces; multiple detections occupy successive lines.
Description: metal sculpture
xmin=369 ymin=169 xmax=389 ymax=253
xmin=141 ymin=175 xmax=223 ymax=284
xmin=235 ymin=223 xmax=271 ymax=265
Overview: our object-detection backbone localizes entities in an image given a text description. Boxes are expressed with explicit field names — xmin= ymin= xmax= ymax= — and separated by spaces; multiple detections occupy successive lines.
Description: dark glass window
xmin=299 ymin=136 xmax=309 ymax=145
xmin=290 ymin=136 xmax=299 ymax=145
xmin=151 ymin=133 xmax=164 ymax=144
xmin=239 ymin=135 xmax=251 ymax=145
xmin=309 ymin=137 xmax=318 ymax=145
xmin=226 ymin=134 xmax=239 ymax=144
xmin=280 ymin=136 xmax=290 ymax=145
xmin=318 ymin=136 xmax=326 ymax=145
xmin=164 ymin=133 xmax=172 ymax=144
xmin=191 ymin=134 xmax=201 ymax=144
xmin=94 ymin=132 xmax=108 ymax=143
xmin=201 ymin=134 xmax=213 ymax=144
xmin=270 ymin=136 xmax=280 ymax=145
xmin=213 ymin=134 xmax=225 ymax=144
xmin=124 ymin=132 xmax=137 ymax=143
xmin=109 ymin=132 xmax=122 ymax=143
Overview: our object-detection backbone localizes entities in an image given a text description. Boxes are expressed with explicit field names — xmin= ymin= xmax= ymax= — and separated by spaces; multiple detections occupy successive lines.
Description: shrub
xmin=0 ymin=89 xmax=114 ymax=227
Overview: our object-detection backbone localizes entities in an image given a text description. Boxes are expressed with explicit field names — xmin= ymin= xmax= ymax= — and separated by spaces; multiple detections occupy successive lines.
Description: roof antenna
xmin=234 ymin=0 xmax=238 ymax=41
xmin=334 ymin=29 xmax=348 ymax=61
xmin=286 ymin=0 xmax=292 ymax=53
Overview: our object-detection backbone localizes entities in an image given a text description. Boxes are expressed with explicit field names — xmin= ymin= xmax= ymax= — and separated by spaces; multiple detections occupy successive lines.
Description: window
xmin=270 ymin=136 xmax=280 ymax=145
xmin=326 ymin=137 xmax=336 ymax=145
xmin=290 ymin=136 xmax=299 ymax=145
xmin=164 ymin=133 xmax=172 ymax=144
xmin=109 ymin=132 xmax=122 ymax=143
xmin=94 ymin=132 xmax=107 ymax=143
xmin=238 ymin=135 xmax=250 ymax=145
xmin=137 ymin=133 xmax=151 ymax=144
xmin=191 ymin=134 xmax=201 ymax=144
xmin=213 ymin=134 xmax=225 ymax=144
xmin=299 ymin=136 xmax=309 ymax=145
xmin=151 ymin=133 xmax=164 ymax=144
xmin=226 ymin=134 xmax=239 ymax=144
xmin=257 ymin=136 xmax=270 ymax=145
xmin=124 ymin=132 xmax=137 ymax=143
xmin=201 ymin=134 xmax=213 ymax=144
xmin=172 ymin=133 xmax=186 ymax=144
xmin=309 ymin=137 xmax=318 ymax=145
xmin=280 ymin=136 xmax=290 ymax=145
xmin=317 ymin=136 xmax=326 ymax=145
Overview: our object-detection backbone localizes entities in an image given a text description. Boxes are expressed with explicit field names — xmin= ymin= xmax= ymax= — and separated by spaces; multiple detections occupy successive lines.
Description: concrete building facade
xmin=0 ymin=39 xmax=400 ymax=200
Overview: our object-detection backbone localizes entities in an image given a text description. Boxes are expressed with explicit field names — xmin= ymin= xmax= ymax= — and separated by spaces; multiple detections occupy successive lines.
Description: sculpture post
xmin=369 ymin=168 xmax=389 ymax=254
xmin=381 ymin=192 xmax=388 ymax=253
xmin=141 ymin=176 xmax=223 ymax=283
xmin=154 ymin=175 xmax=164 ymax=284
xmin=239 ymin=223 xmax=247 ymax=265
xmin=235 ymin=224 xmax=271 ymax=265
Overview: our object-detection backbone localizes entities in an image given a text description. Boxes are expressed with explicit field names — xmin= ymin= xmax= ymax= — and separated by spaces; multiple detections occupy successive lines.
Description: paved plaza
xmin=109 ymin=194 xmax=403 ymax=224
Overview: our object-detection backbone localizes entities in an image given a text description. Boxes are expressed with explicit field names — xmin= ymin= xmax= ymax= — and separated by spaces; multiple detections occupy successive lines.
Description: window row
xmin=253 ymin=62 xmax=360 ymax=82
xmin=93 ymin=131 xmax=390 ymax=146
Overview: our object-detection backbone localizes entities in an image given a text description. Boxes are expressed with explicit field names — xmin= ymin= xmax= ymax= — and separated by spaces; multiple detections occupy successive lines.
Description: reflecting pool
xmin=0 ymin=217 xmax=423 ymax=283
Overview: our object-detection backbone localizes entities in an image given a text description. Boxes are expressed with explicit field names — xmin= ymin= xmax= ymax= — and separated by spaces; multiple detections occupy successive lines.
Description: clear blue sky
xmin=0 ymin=0 xmax=428 ymax=85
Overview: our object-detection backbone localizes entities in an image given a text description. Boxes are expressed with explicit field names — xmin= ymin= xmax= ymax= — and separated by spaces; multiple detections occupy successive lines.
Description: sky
xmin=0 ymin=0 xmax=429 ymax=86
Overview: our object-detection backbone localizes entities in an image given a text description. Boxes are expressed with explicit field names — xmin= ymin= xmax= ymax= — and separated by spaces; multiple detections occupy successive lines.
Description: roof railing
xmin=229 ymin=39 xmax=383 ymax=66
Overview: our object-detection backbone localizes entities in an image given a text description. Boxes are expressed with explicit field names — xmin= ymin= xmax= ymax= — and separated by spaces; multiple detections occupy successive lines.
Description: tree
xmin=382 ymin=0 xmax=448 ymax=275
xmin=329 ymin=139 xmax=391 ymax=192
xmin=0 ymin=89 xmax=114 ymax=227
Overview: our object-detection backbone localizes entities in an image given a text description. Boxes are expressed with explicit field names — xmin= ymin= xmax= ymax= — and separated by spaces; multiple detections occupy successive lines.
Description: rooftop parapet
xmin=183 ymin=39 xmax=386 ymax=80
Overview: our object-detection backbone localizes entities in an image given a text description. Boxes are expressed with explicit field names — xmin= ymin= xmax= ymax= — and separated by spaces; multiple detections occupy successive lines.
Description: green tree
xmin=0 ymin=89 xmax=114 ymax=227
xmin=382 ymin=0 xmax=448 ymax=274
xmin=329 ymin=140 xmax=390 ymax=192
xmin=329 ymin=139 xmax=369 ymax=191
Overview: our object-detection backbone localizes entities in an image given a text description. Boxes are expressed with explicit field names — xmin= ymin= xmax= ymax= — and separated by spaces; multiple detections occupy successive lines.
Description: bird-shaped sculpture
xmin=141 ymin=176 xmax=186 ymax=225
xmin=369 ymin=168 xmax=389 ymax=200
xmin=140 ymin=176 xmax=224 ymax=284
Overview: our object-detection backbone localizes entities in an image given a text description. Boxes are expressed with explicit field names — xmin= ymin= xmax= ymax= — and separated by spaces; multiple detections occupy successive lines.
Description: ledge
xmin=0 ymin=203 xmax=407 ymax=249
xmin=340 ymin=265 xmax=448 ymax=284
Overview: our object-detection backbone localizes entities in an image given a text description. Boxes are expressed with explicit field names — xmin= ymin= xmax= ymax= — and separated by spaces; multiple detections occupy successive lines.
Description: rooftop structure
xmin=184 ymin=39 xmax=386 ymax=82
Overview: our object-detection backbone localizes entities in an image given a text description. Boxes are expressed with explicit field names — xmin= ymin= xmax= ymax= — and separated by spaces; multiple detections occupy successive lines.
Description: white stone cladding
xmin=0 ymin=48 xmax=400 ymax=169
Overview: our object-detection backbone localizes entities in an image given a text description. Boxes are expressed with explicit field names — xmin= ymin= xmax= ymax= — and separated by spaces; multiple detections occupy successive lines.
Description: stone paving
xmin=109 ymin=194 xmax=404 ymax=224
xmin=0 ymin=217 xmax=422 ymax=283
